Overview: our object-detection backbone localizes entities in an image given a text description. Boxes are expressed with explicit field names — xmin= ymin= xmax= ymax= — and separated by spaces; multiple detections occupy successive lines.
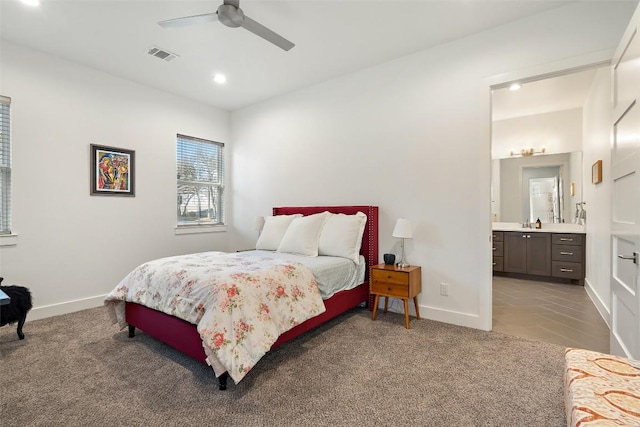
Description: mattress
xmin=238 ymin=250 xmax=366 ymax=299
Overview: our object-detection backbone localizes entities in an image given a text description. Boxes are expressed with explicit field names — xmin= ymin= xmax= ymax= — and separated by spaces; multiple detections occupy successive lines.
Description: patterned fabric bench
xmin=564 ymin=348 xmax=640 ymax=426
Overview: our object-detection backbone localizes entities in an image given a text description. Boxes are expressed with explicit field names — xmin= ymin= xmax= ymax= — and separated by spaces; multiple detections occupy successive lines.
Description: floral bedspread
xmin=104 ymin=251 xmax=326 ymax=384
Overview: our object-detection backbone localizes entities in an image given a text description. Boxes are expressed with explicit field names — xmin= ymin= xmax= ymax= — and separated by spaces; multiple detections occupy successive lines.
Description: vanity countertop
xmin=492 ymin=222 xmax=586 ymax=234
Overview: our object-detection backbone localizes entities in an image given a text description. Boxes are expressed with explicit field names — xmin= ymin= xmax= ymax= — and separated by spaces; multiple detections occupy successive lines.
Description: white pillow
xmin=318 ymin=212 xmax=367 ymax=264
xmin=277 ymin=212 xmax=331 ymax=257
xmin=255 ymin=214 xmax=302 ymax=251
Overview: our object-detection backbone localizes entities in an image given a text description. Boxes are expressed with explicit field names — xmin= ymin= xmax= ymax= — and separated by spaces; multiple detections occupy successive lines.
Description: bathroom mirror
xmin=529 ymin=176 xmax=560 ymax=222
xmin=492 ymin=151 xmax=582 ymax=224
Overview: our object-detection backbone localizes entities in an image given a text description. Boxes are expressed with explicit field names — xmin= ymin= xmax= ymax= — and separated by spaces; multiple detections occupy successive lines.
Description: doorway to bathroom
xmin=490 ymin=64 xmax=609 ymax=350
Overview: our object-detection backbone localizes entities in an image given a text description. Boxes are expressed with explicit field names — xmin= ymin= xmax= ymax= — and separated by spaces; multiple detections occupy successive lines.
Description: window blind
xmin=176 ymin=134 xmax=225 ymax=225
xmin=0 ymin=96 xmax=11 ymax=235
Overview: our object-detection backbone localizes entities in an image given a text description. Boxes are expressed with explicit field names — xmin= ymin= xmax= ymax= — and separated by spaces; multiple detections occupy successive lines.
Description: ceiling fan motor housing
xmin=218 ymin=4 xmax=244 ymax=28
xmin=158 ymin=1 xmax=294 ymax=51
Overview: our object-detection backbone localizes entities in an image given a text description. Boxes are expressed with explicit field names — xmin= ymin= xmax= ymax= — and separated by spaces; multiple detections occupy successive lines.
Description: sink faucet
xmin=522 ymin=218 xmax=531 ymax=228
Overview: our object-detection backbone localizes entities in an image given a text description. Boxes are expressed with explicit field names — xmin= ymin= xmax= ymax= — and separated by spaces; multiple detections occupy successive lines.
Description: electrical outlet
xmin=440 ymin=283 xmax=449 ymax=296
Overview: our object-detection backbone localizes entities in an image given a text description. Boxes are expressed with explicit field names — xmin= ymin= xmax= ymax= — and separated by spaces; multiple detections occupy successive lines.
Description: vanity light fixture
xmin=21 ymin=0 xmax=40 ymax=5
xmin=213 ymin=73 xmax=227 ymax=84
xmin=509 ymin=83 xmax=522 ymax=91
xmin=509 ymin=147 xmax=546 ymax=157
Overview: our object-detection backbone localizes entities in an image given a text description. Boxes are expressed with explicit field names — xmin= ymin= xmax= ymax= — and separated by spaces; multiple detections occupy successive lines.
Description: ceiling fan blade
xmin=158 ymin=13 xmax=218 ymax=29
xmin=240 ymin=15 xmax=295 ymax=51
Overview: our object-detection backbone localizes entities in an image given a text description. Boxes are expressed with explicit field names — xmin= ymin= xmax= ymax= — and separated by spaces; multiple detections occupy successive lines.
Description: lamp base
xmin=396 ymin=238 xmax=410 ymax=268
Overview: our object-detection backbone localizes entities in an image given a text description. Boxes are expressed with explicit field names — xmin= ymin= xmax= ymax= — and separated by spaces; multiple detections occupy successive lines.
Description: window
xmin=176 ymin=134 xmax=225 ymax=226
xmin=0 ymin=96 xmax=11 ymax=235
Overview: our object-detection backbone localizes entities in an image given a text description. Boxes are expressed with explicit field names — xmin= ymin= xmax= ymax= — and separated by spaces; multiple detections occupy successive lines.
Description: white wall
xmin=492 ymin=108 xmax=583 ymax=159
xmin=582 ymin=67 xmax=613 ymax=325
xmin=491 ymin=159 xmax=500 ymax=221
xmin=230 ymin=1 xmax=634 ymax=331
xmin=0 ymin=41 xmax=230 ymax=319
xmin=570 ymin=151 xmax=584 ymax=210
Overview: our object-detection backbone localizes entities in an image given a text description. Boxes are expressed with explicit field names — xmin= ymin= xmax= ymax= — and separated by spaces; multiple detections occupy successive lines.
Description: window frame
xmin=176 ymin=134 xmax=225 ymax=229
xmin=0 ymin=95 xmax=11 ymax=236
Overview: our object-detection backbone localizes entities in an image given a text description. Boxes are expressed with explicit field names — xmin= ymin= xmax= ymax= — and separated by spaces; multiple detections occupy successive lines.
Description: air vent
xmin=147 ymin=46 xmax=179 ymax=62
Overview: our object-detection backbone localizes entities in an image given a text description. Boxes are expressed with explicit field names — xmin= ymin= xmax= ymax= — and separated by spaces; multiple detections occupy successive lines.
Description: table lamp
xmin=392 ymin=218 xmax=412 ymax=268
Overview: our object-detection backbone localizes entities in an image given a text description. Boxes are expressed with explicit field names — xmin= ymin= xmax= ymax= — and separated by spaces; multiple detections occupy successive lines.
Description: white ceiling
xmin=491 ymin=67 xmax=602 ymax=121
xmin=0 ymin=0 xmax=580 ymax=110
xmin=0 ymin=0 xmax=613 ymax=111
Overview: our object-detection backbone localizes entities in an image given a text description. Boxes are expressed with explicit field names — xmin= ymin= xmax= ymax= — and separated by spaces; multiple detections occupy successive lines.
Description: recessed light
xmin=213 ymin=74 xmax=226 ymax=84
xmin=509 ymin=83 xmax=522 ymax=91
xmin=20 ymin=0 xmax=40 ymax=6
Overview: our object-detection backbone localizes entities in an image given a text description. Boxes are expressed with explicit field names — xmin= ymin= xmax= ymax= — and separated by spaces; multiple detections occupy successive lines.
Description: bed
xmin=106 ymin=205 xmax=378 ymax=390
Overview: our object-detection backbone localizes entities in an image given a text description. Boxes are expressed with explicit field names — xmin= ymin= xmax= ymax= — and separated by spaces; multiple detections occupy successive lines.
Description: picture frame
xmin=90 ymin=144 xmax=135 ymax=196
xmin=591 ymin=160 xmax=603 ymax=185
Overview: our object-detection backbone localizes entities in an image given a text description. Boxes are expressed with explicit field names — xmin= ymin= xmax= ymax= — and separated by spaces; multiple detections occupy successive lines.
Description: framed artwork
xmin=90 ymin=144 xmax=135 ymax=196
xmin=592 ymin=160 xmax=603 ymax=185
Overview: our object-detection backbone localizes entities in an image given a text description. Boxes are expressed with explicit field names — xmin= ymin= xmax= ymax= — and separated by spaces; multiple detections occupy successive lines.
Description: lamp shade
xmin=392 ymin=218 xmax=412 ymax=239
xmin=253 ymin=216 xmax=265 ymax=231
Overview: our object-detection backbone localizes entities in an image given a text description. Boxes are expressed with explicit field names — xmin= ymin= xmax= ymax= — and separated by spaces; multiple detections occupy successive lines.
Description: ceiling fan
xmin=158 ymin=0 xmax=295 ymax=51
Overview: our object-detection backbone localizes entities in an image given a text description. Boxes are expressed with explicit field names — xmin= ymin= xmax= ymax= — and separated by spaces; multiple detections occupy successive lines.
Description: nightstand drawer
xmin=371 ymin=280 xmax=409 ymax=298
xmin=371 ymin=269 xmax=409 ymax=286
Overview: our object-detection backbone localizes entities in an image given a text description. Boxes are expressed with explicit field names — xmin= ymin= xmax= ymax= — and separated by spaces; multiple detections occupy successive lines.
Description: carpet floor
xmin=0 ymin=306 xmax=566 ymax=426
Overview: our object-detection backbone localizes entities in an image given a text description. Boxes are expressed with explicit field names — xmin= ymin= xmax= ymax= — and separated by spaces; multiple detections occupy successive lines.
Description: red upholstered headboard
xmin=272 ymin=206 xmax=379 ymax=274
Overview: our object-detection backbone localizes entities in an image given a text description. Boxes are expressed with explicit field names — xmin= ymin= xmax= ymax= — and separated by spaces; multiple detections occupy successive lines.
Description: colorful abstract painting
xmin=90 ymin=144 xmax=135 ymax=196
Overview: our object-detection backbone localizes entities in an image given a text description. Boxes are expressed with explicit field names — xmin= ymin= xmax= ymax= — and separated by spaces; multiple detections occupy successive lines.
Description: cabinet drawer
xmin=371 ymin=280 xmax=409 ymax=298
xmin=552 ymin=261 xmax=583 ymax=280
xmin=492 ymin=231 xmax=504 ymax=242
xmin=552 ymin=234 xmax=583 ymax=246
xmin=371 ymin=269 xmax=409 ymax=286
xmin=552 ymin=245 xmax=583 ymax=263
xmin=492 ymin=256 xmax=504 ymax=272
xmin=493 ymin=241 xmax=504 ymax=257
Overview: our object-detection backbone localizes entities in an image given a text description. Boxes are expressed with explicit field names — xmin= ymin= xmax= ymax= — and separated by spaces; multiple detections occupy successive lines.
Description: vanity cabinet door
xmin=526 ymin=233 xmax=552 ymax=276
xmin=503 ymin=232 xmax=551 ymax=276
xmin=504 ymin=232 xmax=527 ymax=274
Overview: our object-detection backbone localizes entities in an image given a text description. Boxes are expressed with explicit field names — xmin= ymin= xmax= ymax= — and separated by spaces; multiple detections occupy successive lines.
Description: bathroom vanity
xmin=492 ymin=223 xmax=585 ymax=285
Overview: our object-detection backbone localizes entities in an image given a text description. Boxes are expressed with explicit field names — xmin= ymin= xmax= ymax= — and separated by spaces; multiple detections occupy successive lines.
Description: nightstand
xmin=370 ymin=264 xmax=421 ymax=329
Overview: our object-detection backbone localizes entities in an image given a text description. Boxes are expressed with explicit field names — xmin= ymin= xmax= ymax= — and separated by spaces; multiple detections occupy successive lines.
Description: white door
xmin=610 ymin=10 xmax=640 ymax=359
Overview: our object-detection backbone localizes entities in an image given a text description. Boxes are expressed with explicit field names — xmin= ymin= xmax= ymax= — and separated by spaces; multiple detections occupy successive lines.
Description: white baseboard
xmin=610 ymin=333 xmax=629 ymax=358
xmin=27 ymin=294 xmax=107 ymax=322
xmin=380 ymin=301 xmax=484 ymax=330
xmin=425 ymin=305 xmax=484 ymax=330
xmin=32 ymin=296 xmax=484 ymax=330
xmin=584 ymin=278 xmax=611 ymax=329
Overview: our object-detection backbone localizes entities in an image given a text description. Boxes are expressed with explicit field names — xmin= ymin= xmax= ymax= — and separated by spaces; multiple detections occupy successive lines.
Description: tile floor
xmin=492 ymin=276 xmax=610 ymax=353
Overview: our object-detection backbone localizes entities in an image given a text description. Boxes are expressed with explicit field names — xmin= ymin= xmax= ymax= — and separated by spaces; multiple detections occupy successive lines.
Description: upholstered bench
xmin=564 ymin=348 xmax=640 ymax=426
